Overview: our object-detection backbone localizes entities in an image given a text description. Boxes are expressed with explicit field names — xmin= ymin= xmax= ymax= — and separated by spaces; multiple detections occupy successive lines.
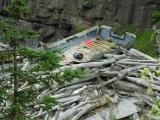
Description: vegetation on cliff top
xmin=114 ymin=25 xmax=159 ymax=58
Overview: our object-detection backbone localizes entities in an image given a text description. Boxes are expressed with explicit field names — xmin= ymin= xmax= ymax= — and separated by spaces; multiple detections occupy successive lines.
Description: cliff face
xmin=28 ymin=0 xmax=160 ymax=43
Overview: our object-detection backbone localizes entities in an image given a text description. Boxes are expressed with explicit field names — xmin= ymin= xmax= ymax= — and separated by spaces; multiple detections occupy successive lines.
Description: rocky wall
xmin=28 ymin=0 xmax=160 ymax=43
xmin=1 ymin=0 xmax=160 ymax=45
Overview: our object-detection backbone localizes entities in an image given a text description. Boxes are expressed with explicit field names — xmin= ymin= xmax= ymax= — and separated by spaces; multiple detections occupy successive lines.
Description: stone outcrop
xmin=1 ymin=0 xmax=160 ymax=44
xmin=28 ymin=0 xmax=160 ymax=43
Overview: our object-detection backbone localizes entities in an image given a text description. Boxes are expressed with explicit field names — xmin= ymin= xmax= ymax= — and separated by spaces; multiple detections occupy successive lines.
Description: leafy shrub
xmin=152 ymin=11 xmax=160 ymax=22
xmin=18 ymin=47 xmax=62 ymax=70
xmin=41 ymin=96 xmax=58 ymax=111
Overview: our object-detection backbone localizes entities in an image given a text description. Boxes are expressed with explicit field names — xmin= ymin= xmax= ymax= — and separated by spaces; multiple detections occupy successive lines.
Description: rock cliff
xmin=1 ymin=0 xmax=160 ymax=44
xmin=28 ymin=0 xmax=160 ymax=43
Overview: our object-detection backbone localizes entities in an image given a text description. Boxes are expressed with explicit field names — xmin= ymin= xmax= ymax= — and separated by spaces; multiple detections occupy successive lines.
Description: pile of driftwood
xmin=1 ymin=47 xmax=160 ymax=120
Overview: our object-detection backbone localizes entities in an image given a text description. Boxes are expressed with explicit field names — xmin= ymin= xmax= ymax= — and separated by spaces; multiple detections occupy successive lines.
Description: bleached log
xmin=18 ymin=85 xmax=31 ymax=92
xmin=101 ymin=65 xmax=146 ymax=78
xmin=126 ymin=76 xmax=160 ymax=92
xmin=71 ymin=95 xmax=114 ymax=120
xmin=59 ymin=95 xmax=113 ymax=120
xmin=117 ymin=60 xmax=159 ymax=66
xmin=52 ymin=91 xmax=72 ymax=99
xmin=152 ymin=75 xmax=160 ymax=81
xmin=31 ymin=108 xmax=44 ymax=119
xmin=128 ymin=76 xmax=160 ymax=86
xmin=104 ymin=54 xmax=126 ymax=59
xmin=72 ymin=85 xmax=88 ymax=95
xmin=54 ymin=105 xmax=61 ymax=120
xmin=18 ymin=82 xmax=28 ymax=91
xmin=17 ymin=83 xmax=43 ymax=92
xmin=21 ymin=61 xmax=29 ymax=71
xmin=50 ymin=59 xmax=116 ymax=75
xmin=0 ymin=43 xmax=9 ymax=49
xmin=129 ymin=48 xmax=157 ymax=61
xmin=57 ymin=73 xmax=97 ymax=90
xmin=71 ymin=104 xmax=92 ymax=120
xmin=59 ymin=102 xmax=87 ymax=120
xmin=113 ymin=81 xmax=145 ymax=93
xmin=57 ymin=95 xmax=81 ymax=103
xmin=120 ymin=59 xmax=158 ymax=63
xmin=56 ymin=81 xmax=93 ymax=94
xmin=120 ymin=65 xmax=146 ymax=73
xmin=61 ymin=97 xmax=81 ymax=107
xmin=37 ymin=89 xmax=49 ymax=100
xmin=96 ymin=77 xmax=118 ymax=88
xmin=100 ymin=71 xmax=118 ymax=77
xmin=48 ymin=97 xmax=82 ymax=119
xmin=31 ymin=110 xmax=47 ymax=119
xmin=44 ymin=113 xmax=49 ymax=120
xmin=119 ymin=47 xmax=142 ymax=59
xmin=60 ymin=58 xmax=116 ymax=70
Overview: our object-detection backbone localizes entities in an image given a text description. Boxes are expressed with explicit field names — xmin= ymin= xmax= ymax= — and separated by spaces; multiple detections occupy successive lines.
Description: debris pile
xmin=1 ymin=47 xmax=160 ymax=120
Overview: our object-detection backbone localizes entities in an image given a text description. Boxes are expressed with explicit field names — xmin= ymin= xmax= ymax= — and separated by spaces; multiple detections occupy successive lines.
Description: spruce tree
xmin=0 ymin=0 xmax=61 ymax=119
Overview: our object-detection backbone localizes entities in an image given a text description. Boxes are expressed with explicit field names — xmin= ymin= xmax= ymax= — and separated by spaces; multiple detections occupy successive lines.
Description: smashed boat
xmin=41 ymin=26 xmax=136 ymax=64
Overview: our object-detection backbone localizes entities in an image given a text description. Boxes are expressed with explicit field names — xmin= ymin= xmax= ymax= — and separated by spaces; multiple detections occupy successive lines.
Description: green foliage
xmin=18 ymin=47 xmax=62 ymax=70
xmin=147 ymin=86 xmax=154 ymax=96
xmin=149 ymin=100 xmax=160 ymax=117
xmin=140 ymin=68 xmax=160 ymax=118
xmin=152 ymin=11 xmax=160 ymax=22
xmin=156 ymin=70 xmax=160 ymax=76
xmin=41 ymin=96 xmax=58 ymax=111
xmin=0 ymin=50 xmax=12 ymax=63
xmin=134 ymin=30 xmax=158 ymax=58
xmin=17 ymin=89 xmax=37 ymax=106
xmin=113 ymin=25 xmax=158 ymax=58
xmin=141 ymin=68 xmax=150 ymax=76
xmin=9 ymin=103 xmax=26 ymax=120
xmin=62 ymin=69 xmax=87 ymax=81
xmin=0 ymin=0 xmax=40 ymax=119
xmin=16 ymin=69 xmax=38 ymax=84
xmin=141 ymin=68 xmax=151 ymax=80
xmin=0 ymin=19 xmax=39 ymax=44
xmin=38 ymin=74 xmax=56 ymax=88
xmin=54 ymin=69 xmax=87 ymax=85
xmin=5 ymin=0 xmax=33 ymax=20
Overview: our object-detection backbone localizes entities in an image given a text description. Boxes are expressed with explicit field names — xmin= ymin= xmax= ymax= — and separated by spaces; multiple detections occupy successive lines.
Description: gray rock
xmin=113 ymin=100 xmax=140 ymax=119
xmin=133 ymin=113 xmax=140 ymax=120
xmin=85 ymin=107 xmax=113 ymax=120
xmin=47 ymin=0 xmax=67 ymax=9
xmin=85 ymin=99 xmax=140 ymax=120
xmin=39 ymin=26 xmax=56 ymax=42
